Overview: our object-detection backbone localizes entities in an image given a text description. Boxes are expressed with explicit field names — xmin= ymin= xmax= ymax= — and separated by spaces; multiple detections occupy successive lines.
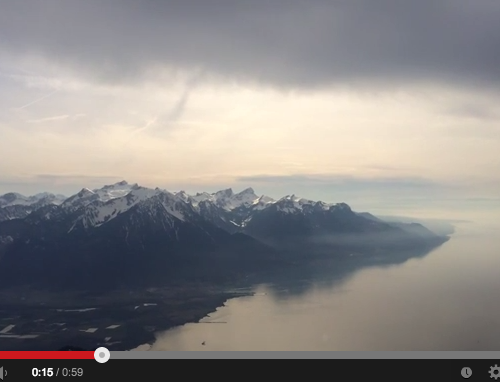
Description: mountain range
xmin=0 ymin=181 xmax=449 ymax=290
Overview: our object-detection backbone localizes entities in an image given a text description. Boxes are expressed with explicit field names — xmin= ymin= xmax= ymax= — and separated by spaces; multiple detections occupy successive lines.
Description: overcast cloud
xmin=1 ymin=1 xmax=500 ymax=91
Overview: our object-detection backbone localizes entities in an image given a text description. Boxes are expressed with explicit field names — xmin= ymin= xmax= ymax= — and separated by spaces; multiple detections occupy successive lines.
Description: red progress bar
xmin=0 ymin=351 xmax=95 ymax=359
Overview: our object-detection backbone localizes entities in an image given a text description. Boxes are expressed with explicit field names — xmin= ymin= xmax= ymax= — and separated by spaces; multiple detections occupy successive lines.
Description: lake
xmin=141 ymin=219 xmax=500 ymax=351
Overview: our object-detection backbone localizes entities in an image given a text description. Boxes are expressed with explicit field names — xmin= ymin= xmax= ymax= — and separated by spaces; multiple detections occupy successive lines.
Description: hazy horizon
xmin=1 ymin=179 xmax=498 ymax=223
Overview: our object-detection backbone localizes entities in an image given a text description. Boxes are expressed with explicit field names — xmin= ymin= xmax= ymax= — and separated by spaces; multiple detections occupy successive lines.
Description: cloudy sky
xmin=1 ymin=1 xmax=499 ymax=217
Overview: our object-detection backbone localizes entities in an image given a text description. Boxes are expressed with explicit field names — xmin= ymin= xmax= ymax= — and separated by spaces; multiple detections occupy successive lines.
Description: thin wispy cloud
xmin=15 ymin=89 xmax=58 ymax=110
xmin=27 ymin=114 xmax=69 ymax=123
xmin=153 ymin=69 xmax=206 ymax=130
xmin=125 ymin=69 xmax=206 ymax=142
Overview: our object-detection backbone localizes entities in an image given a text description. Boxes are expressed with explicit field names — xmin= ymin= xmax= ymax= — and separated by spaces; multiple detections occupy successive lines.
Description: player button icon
xmin=94 ymin=347 xmax=110 ymax=363
xmin=460 ymin=367 xmax=472 ymax=379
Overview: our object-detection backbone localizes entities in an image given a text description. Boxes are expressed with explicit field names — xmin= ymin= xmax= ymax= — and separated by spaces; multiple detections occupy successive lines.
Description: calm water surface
xmin=147 ymin=220 xmax=500 ymax=350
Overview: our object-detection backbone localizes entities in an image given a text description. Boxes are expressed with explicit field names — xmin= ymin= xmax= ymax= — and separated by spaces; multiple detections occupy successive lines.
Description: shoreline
xmin=0 ymin=284 xmax=255 ymax=351
xmin=0 ymin=237 xmax=450 ymax=351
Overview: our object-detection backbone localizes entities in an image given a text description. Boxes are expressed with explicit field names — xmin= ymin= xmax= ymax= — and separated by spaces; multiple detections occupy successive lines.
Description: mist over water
xmin=146 ymin=213 xmax=500 ymax=351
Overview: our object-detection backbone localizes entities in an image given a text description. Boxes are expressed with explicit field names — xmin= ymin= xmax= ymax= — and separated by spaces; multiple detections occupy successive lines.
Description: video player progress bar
xmin=1 ymin=351 xmax=499 ymax=360
xmin=109 ymin=351 xmax=500 ymax=359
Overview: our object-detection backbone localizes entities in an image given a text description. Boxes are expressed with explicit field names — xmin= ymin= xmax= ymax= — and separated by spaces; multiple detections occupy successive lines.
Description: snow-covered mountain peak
xmin=232 ymin=188 xmax=258 ymax=204
xmin=33 ymin=192 xmax=52 ymax=198
xmin=239 ymin=187 xmax=255 ymax=195
xmin=214 ymin=188 xmax=233 ymax=199
xmin=0 ymin=191 xmax=67 ymax=209
xmin=174 ymin=190 xmax=191 ymax=203
xmin=72 ymin=186 xmax=162 ymax=229
xmin=213 ymin=187 xmax=264 ymax=211
xmin=77 ymin=188 xmax=95 ymax=197
xmin=188 ymin=192 xmax=212 ymax=207
xmin=2 ymin=192 xmax=25 ymax=198
xmin=0 ymin=192 xmax=30 ymax=207
xmin=274 ymin=196 xmax=301 ymax=213
xmin=127 ymin=185 xmax=160 ymax=198
xmin=31 ymin=192 xmax=67 ymax=206
xmin=61 ymin=188 xmax=99 ymax=211
xmin=251 ymin=194 xmax=275 ymax=210
xmin=312 ymin=200 xmax=334 ymax=211
xmin=100 ymin=180 xmax=128 ymax=188
xmin=279 ymin=194 xmax=301 ymax=202
xmin=143 ymin=191 xmax=194 ymax=222
xmin=92 ymin=181 xmax=137 ymax=202
xmin=330 ymin=202 xmax=352 ymax=211
xmin=257 ymin=194 xmax=275 ymax=203
xmin=273 ymin=194 xmax=319 ymax=213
